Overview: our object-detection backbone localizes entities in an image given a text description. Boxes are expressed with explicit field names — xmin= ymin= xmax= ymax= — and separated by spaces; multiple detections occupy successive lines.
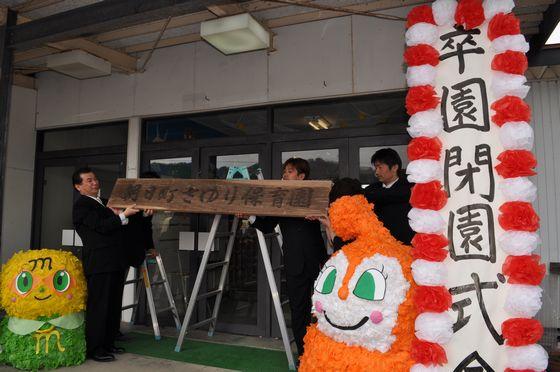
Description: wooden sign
xmin=107 ymin=178 xmax=332 ymax=217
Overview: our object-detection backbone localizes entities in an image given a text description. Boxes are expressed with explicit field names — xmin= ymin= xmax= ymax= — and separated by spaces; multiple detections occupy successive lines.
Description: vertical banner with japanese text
xmin=404 ymin=1 xmax=547 ymax=371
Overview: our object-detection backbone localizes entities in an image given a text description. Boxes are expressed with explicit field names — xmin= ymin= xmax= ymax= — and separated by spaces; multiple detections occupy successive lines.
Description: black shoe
xmin=115 ymin=331 xmax=131 ymax=342
xmin=105 ymin=345 xmax=125 ymax=354
xmin=89 ymin=351 xmax=115 ymax=362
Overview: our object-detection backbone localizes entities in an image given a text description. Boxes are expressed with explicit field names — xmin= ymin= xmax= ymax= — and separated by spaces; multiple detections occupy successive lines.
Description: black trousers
xmin=85 ymin=270 xmax=126 ymax=355
xmin=286 ymin=272 xmax=315 ymax=357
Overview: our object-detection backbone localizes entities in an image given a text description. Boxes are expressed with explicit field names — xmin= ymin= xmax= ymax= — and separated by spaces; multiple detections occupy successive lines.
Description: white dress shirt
xmin=382 ymin=178 xmax=399 ymax=189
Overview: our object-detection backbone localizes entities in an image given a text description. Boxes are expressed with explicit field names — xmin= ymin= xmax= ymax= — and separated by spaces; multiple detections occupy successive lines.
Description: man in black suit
xmin=247 ymin=158 xmax=328 ymax=357
xmin=72 ymin=167 xmax=139 ymax=362
xmin=364 ymin=148 xmax=415 ymax=245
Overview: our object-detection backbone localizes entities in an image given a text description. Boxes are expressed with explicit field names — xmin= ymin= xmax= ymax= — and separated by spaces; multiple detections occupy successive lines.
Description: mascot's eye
xmin=353 ymin=269 xmax=386 ymax=301
xmin=53 ymin=270 xmax=70 ymax=292
xmin=15 ymin=271 xmax=33 ymax=294
xmin=315 ymin=266 xmax=337 ymax=294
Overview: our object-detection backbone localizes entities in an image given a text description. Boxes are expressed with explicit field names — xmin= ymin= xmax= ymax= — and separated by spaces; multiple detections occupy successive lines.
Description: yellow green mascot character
xmin=0 ymin=249 xmax=87 ymax=370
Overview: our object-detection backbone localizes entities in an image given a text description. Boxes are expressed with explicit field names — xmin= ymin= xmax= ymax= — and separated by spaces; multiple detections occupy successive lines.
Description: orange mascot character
xmin=299 ymin=195 xmax=416 ymax=371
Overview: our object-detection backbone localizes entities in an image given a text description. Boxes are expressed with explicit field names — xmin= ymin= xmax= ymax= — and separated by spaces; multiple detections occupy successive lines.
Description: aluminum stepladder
xmin=174 ymin=213 xmax=296 ymax=371
xmin=122 ymin=252 xmax=182 ymax=340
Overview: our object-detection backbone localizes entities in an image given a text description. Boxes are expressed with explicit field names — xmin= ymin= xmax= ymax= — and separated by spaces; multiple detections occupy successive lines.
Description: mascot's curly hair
xmin=300 ymin=195 xmax=416 ymax=371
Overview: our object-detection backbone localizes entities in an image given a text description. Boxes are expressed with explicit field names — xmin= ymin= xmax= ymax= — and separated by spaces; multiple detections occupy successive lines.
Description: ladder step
xmin=125 ymin=278 xmax=143 ymax=285
xmin=272 ymin=265 xmax=284 ymax=271
xmin=151 ymin=280 xmax=166 ymax=286
xmin=206 ymin=260 xmax=229 ymax=269
xmin=197 ymin=289 xmax=221 ymax=300
xmin=121 ymin=303 xmax=138 ymax=311
xmin=190 ymin=317 xmax=216 ymax=330
xmin=156 ymin=306 xmax=173 ymax=314
xmin=214 ymin=231 xmax=234 ymax=238
xmin=263 ymin=232 xmax=280 ymax=238
xmin=281 ymin=300 xmax=289 ymax=306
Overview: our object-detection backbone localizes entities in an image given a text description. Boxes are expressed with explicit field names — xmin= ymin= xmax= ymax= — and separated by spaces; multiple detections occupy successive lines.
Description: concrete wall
xmin=1 ymin=86 xmax=37 ymax=262
xmin=35 ymin=11 xmax=408 ymax=128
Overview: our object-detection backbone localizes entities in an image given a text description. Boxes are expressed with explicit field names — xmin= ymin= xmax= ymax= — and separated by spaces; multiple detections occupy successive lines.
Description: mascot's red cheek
xmin=370 ymin=311 xmax=383 ymax=324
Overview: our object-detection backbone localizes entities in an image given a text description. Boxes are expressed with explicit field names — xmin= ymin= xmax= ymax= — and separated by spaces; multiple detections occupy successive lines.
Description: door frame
xmin=199 ymin=143 xmax=272 ymax=336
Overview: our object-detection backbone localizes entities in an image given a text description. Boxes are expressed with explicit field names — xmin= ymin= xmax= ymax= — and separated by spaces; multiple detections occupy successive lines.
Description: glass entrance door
xmin=200 ymin=144 xmax=270 ymax=336
xmin=33 ymin=155 xmax=125 ymax=256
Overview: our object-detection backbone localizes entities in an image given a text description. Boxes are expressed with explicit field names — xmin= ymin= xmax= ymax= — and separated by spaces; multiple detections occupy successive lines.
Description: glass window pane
xmin=43 ymin=123 xmax=127 ymax=151
xmin=282 ymin=149 xmax=339 ymax=180
xmin=209 ymin=153 xmax=260 ymax=179
xmin=150 ymin=157 xmax=192 ymax=179
xmin=359 ymin=145 xmax=408 ymax=186
xmin=145 ymin=110 xmax=268 ymax=143
xmin=274 ymin=93 xmax=408 ymax=134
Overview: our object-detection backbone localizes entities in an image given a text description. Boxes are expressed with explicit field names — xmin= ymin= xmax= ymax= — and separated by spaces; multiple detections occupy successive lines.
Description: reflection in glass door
xmin=201 ymin=145 xmax=269 ymax=335
xmin=142 ymin=153 xmax=198 ymax=322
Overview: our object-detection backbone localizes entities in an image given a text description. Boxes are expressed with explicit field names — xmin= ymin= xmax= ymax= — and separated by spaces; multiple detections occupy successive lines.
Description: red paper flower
xmin=491 ymin=96 xmax=531 ymax=126
xmin=502 ymin=318 xmax=544 ymax=346
xmin=492 ymin=51 xmax=528 ymax=75
xmin=499 ymin=201 xmax=540 ymax=232
xmin=504 ymin=369 xmax=535 ymax=372
xmin=408 ymin=137 xmax=442 ymax=161
xmin=411 ymin=339 xmax=448 ymax=365
xmin=455 ymin=0 xmax=485 ymax=30
xmin=410 ymin=181 xmax=448 ymax=211
xmin=407 ymin=5 xmax=435 ymax=28
xmin=406 ymin=86 xmax=440 ymax=115
xmin=404 ymin=45 xmax=440 ymax=67
xmin=411 ymin=234 xmax=449 ymax=261
xmin=503 ymin=255 xmax=546 ymax=285
xmin=495 ymin=150 xmax=537 ymax=178
xmin=488 ymin=13 xmax=521 ymax=41
xmin=414 ymin=286 xmax=452 ymax=313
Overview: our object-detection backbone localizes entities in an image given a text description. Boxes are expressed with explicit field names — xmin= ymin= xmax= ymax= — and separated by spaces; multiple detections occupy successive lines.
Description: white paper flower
xmin=408 ymin=208 xmax=446 ymax=234
xmin=499 ymin=231 xmax=540 ymax=255
xmin=411 ymin=364 xmax=445 ymax=372
xmin=492 ymin=71 xmax=530 ymax=99
xmin=506 ymin=344 xmax=548 ymax=371
xmin=504 ymin=284 xmax=543 ymax=317
xmin=408 ymin=109 xmax=444 ymax=138
xmin=499 ymin=177 xmax=537 ymax=203
xmin=415 ymin=312 xmax=454 ymax=344
xmin=432 ymin=0 xmax=457 ymax=26
xmin=500 ymin=121 xmax=534 ymax=150
xmin=406 ymin=23 xmax=438 ymax=47
xmin=492 ymin=35 xmax=530 ymax=54
xmin=407 ymin=65 xmax=437 ymax=87
xmin=411 ymin=260 xmax=447 ymax=286
xmin=407 ymin=160 xmax=443 ymax=183
xmin=483 ymin=0 xmax=515 ymax=19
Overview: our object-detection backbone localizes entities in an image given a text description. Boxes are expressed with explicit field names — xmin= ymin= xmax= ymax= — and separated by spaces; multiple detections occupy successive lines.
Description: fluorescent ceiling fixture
xmin=201 ymin=13 xmax=270 ymax=55
xmin=308 ymin=121 xmax=321 ymax=130
xmin=546 ymin=21 xmax=560 ymax=45
xmin=47 ymin=50 xmax=111 ymax=79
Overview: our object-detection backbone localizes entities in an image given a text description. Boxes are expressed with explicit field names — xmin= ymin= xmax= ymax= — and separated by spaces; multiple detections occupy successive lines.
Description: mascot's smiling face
xmin=0 ymin=249 xmax=86 ymax=319
xmin=313 ymin=251 xmax=410 ymax=353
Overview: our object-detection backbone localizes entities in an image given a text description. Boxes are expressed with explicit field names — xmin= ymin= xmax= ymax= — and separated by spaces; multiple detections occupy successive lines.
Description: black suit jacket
xmin=72 ymin=195 xmax=127 ymax=275
xmin=252 ymin=217 xmax=327 ymax=278
xmin=123 ymin=213 xmax=155 ymax=268
xmin=364 ymin=178 xmax=415 ymax=245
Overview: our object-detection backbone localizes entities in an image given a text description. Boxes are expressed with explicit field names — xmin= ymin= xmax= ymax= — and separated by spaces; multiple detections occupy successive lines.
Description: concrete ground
xmin=0 ymin=324 xmax=292 ymax=371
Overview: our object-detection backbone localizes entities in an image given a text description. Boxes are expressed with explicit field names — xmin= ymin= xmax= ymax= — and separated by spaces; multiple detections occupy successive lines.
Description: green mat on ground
xmin=122 ymin=332 xmax=291 ymax=371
